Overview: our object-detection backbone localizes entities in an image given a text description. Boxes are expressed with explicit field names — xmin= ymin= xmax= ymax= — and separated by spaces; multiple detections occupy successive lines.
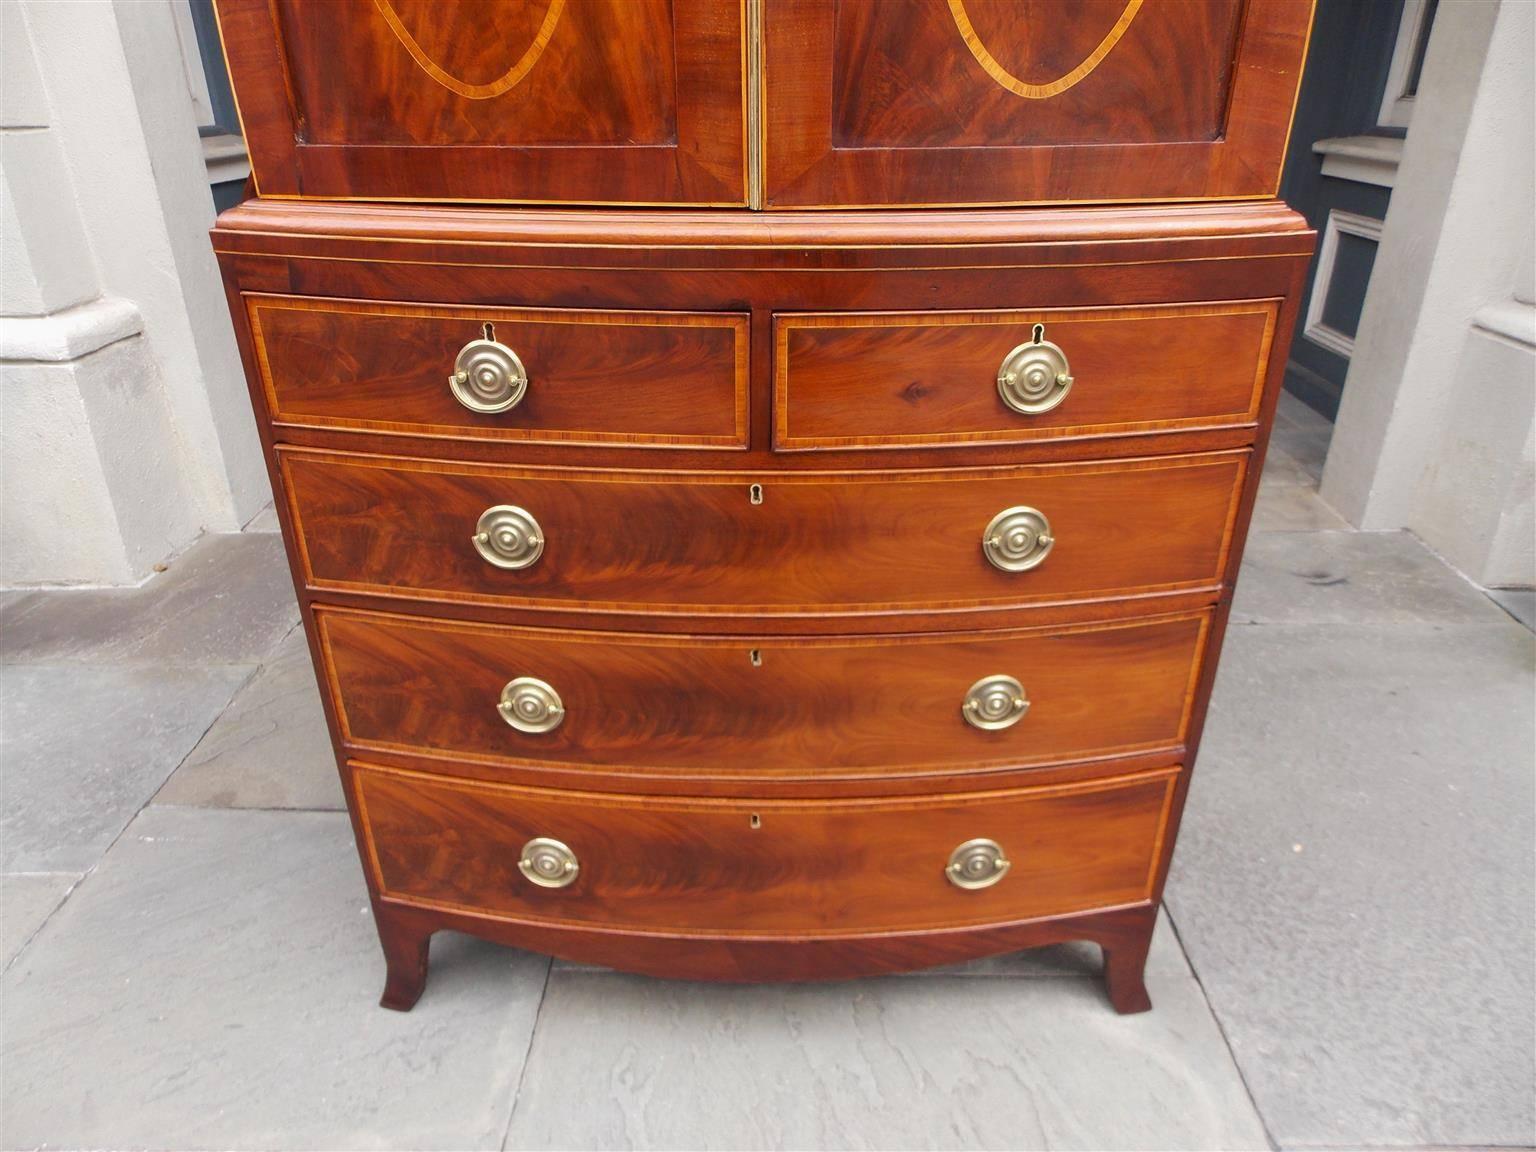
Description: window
xmin=173 ymin=0 xmax=249 ymax=205
xmin=1378 ymin=0 xmax=1439 ymax=129
xmin=1304 ymin=211 xmax=1384 ymax=360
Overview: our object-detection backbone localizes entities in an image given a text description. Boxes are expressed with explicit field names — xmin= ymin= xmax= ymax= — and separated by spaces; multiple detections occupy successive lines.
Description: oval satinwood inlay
xmin=373 ymin=0 xmax=566 ymax=100
xmin=947 ymin=0 xmax=1144 ymax=100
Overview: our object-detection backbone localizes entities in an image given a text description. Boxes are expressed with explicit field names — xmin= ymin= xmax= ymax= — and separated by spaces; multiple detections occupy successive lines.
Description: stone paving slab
xmin=1233 ymin=529 xmax=1510 ymax=626
xmin=507 ymin=912 xmax=1268 ymax=1152
xmin=0 ymin=807 xmax=549 ymax=1151
xmin=1269 ymin=425 xmax=1329 ymax=482
xmin=244 ymin=502 xmax=281 ymax=533
xmin=156 ymin=626 xmax=344 ymax=811
xmin=556 ymin=938 xmax=1104 ymax=979
xmin=0 ymin=663 xmax=252 ymax=872
xmin=1490 ymin=587 xmax=1536 ymax=632
xmin=1270 ymin=397 xmax=1332 ymax=483
xmin=0 ymin=871 xmax=78 ymax=967
xmin=1259 ymin=444 xmax=1319 ymax=490
xmin=1275 ymin=391 xmax=1335 ymax=437
xmin=0 ymin=532 xmax=298 ymax=666
xmin=913 ymin=940 xmax=1102 ymax=977
xmin=1168 ymin=620 xmax=1536 ymax=1148
xmin=1249 ymin=481 xmax=1350 ymax=534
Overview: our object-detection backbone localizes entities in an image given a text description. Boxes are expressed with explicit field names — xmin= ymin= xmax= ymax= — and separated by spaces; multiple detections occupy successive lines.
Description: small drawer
xmin=316 ymin=607 xmax=1209 ymax=778
xmin=355 ymin=762 xmax=1177 ymax=935
xmin=773 ymin=301 xmax=1279 ymax=451
xmin=281 ymin=449 xmax=1246 ymax=615
xmin=247 ymin=294 xmax=749 ymax=448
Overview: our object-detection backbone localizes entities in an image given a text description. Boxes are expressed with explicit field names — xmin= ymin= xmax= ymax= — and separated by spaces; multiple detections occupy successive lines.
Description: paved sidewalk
xmin=2 ymin=396 xmax=1532 ymax=1150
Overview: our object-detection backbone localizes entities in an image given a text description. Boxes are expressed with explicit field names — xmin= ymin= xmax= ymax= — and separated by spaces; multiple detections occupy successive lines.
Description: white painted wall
xmin=0 ymin=0 xmax=267 ymax=586
xmin=1323 ymin=0 xmax=1536 ymax=588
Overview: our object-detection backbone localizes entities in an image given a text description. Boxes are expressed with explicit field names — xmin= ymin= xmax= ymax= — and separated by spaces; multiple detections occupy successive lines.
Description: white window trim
xmin=171 ymin=0 xmax=216 ymax=130
xmin=202 ymin=132 xmax=251 ymax=186
xmin=1378 ymin=0 xmax=1431 ymax=129
xmin=1304 ymin=210 xmax=1385 ymax=360
xmin=171 ymin=1 xmax=251 ymax=186
xmin=1312 ymin=135 xmax=1404 ymax=189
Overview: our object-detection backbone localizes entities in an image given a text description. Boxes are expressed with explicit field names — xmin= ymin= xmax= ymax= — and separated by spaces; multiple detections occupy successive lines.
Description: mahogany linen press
xmin=209 ymin=0 xmax=1316 ymax=1012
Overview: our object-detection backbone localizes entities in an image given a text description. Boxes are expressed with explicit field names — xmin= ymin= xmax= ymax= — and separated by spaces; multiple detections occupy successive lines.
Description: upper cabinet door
xmin=216 ymin=0 xmax=746 ymax=205
xmin=763 ymin=0 xmax=1314 ymax=208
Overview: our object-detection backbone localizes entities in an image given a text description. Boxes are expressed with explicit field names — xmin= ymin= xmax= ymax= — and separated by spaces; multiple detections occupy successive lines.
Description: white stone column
xmin=0 ymin=0 xmax=268 ymax=585
xmin=1322 ymin=0 xmax=1535 ymax=588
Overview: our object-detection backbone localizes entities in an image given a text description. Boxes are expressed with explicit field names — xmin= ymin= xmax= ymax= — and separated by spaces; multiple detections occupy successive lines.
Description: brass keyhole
xmin=749 ymin=813 xmax=762 ymax=829
xmin=749 ymin=483 xmax=764 ymax=505
xmin=1032 ymin=322 xmax=1045 ymax=344
xmin=749 ymin=649 xmax=762 ymax=666
xmin=482 ymin=321 xmax=495 ymax=341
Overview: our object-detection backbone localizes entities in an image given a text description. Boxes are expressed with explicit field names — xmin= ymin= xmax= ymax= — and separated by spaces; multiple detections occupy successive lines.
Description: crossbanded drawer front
xmin=316 ymin=607 xmax=1209 ymax=777
xmin=247 ymin=295 xmax=749 ymax=448
xmin=280 ymin=450 xmax=1246 ymax=614
xmin=355 ymin=762 xmax=1178 ymax=934
xmin=774 ymin=301 xmax=1279 ymax=451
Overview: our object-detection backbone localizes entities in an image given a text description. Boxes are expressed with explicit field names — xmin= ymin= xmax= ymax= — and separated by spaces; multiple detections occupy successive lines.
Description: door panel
xmin=833 ymin=1 xmax=1242 ymax=149
xmin=215 ymin=0 xmax=746 ymax=204
xmin=283 ymin=0 xmax=676 ymax=148
xmin=1276 ymin=0 xmax=1413 ymax=419
xmin=764 ymin=0 xmax=1314 ymax=207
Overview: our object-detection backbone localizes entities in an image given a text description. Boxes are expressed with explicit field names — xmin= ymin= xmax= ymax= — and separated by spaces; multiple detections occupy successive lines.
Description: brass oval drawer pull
xmin=450 ymin=329 xmax=528 ymax=413
xmin=963 ymin=674 xmax=1029 ymax=730
xmin=499 ymin=676 xmax=565 ymax=733
xmin=983 ymin=506 xmax=1054 ymax=572
xmin=518 ymin=837 xmax=579 ymax=888
xmin=998 ymin=325 xmax=1073 ymax=415
xmin=473 ymin=505 xmax=544 ymax=570
xmin=947 ymin=838 xmax=1011 ymax=890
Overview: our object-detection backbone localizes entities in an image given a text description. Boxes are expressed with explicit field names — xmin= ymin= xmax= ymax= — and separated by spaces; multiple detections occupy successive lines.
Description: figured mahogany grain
xmin=281 ymin=449 xmax=1247 ymax=614
xmin=370 ymin=897 xmax=1161 ymax=1003
xmin=214 ymin=0 xmax=746 ymax=204
xmin=764 ymin=0 xmax=1314 ymax=206
xmin=205 ymin=193 xmax=1315 ymax=1007
xmin=280 ymin=0 xmax=677 ymax=148
xmin=356 ymin=762 xmax=1178 ymax=934
xmin=212 ymin=198 xmax=1316 ymax=256
xmin=248 ymin=295 xmax=749 ymax=448
xmin=833 ymin=1 xmax=1244 ymax=149
xmin=775 ymin=301 xmax=1278 ymax=450
xmin=317 ymin=606 xmax=1209 ymax=777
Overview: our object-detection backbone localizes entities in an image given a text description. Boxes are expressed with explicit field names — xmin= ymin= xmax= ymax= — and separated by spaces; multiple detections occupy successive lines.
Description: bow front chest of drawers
xmin=211 ymin=0 xmax=1315 ymax=1012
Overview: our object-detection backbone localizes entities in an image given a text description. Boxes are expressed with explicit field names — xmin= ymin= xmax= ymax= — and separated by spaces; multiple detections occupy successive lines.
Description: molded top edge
xmin=213 ymin=199 xmax=1312 ymax=251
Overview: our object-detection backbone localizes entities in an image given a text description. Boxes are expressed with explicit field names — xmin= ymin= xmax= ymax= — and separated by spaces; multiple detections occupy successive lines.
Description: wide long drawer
xmin=281 ymin=449 xmax=1247 ymax=615
xmin=774 ymin=301 xmax=1279 ymax=451
xmin=316 ymin=607 xmax=1209 ymax=778
xmin=247 ymin=295 xmax=749 ymax=448
xmin=356 ymin=762 xmax=1177 ymax=935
